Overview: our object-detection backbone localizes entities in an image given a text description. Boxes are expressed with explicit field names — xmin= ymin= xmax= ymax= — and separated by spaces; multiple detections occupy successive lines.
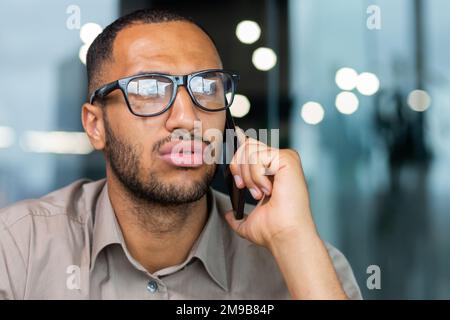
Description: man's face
xmin=99 ymin=22 xmax=225 ymax=204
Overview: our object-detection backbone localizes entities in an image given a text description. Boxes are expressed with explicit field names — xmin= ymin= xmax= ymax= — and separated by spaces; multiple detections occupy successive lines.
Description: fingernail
xmin=234 ymin=175 xmax=243 ymax=187
xmin=261 ymin=187 xmax=270 ymax=195
xmin=249 ymin=188 xmax=260 ymax=199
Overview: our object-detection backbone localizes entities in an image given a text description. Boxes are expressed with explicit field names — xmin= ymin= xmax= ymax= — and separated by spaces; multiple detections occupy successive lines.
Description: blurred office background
xmin=1 ymin=0 xmax=449 ymax=299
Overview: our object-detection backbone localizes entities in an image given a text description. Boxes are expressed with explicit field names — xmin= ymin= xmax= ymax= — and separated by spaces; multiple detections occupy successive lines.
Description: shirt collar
xmin=90 ymin=182 xmax=229 ymax=292
xmin=90 ymin=182 xmax=122 ymax=271
xmin=190 ymin=188 xmax=229 ymax=291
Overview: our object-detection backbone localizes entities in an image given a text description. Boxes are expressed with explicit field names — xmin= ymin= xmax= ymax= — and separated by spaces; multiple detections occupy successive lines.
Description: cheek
xmin=198 ymin=113 xmax=226 ymax=136
xmin=111 ymin=112 xmax=162 ymax=158
xmin=198 ymin=114 xmax=225 ymax=163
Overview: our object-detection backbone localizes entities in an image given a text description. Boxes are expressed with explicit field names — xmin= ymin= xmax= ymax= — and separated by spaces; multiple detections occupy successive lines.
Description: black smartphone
xmin=223 ymin=109 xmax=246 ymax=220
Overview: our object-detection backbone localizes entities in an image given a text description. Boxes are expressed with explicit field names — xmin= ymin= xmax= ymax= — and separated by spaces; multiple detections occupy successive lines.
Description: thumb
xmin=224 ymin=210 xmax=247 ymax=238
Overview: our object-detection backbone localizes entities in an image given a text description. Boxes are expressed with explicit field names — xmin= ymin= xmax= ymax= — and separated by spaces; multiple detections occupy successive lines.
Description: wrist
xmin=267 ymin=228 xmax=348 ymax=300
xmin=267 ymin=225 xmax=322 ymax=257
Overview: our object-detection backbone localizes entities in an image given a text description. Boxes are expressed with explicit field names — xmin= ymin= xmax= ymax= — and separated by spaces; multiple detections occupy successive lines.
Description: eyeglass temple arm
xmin=89 ymin=81 xmax=119 ymax=104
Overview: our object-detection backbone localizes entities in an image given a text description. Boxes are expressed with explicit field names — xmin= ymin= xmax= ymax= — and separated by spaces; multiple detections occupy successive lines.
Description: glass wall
xmin=0 ymin=0 xmax=118 ymax=205
xmin=289 ymin=0 xmax=450 ymax=298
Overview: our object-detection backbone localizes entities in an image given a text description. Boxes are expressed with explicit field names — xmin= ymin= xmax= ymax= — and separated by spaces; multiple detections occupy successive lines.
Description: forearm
xmin=268 ymin=230 xmax=348 ymax=300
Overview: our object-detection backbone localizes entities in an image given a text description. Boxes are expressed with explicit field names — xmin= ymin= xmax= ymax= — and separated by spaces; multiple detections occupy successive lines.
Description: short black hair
xmin=86 ymin=9 xmax=218 ymax=97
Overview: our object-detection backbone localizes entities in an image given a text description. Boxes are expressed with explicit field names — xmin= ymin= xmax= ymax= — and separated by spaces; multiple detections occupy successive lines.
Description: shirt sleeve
xmin=0 ymin=219 xmax=27 ymax=300
xmin=325 ymin=243 xmax=363 ymax=300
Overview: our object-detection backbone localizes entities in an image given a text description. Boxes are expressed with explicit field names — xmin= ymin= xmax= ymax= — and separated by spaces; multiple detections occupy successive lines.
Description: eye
xmin=191 ymin=77 xmax=217 ymax=95
xmin=138 ymin=79 xmax=158 ymax=96
xmin=128 ymin=78 xmax=171 ymax=97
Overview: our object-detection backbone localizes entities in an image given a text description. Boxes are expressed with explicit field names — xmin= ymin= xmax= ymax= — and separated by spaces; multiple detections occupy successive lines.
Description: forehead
xmin=111 ymin=21 xmax=222 ymax=78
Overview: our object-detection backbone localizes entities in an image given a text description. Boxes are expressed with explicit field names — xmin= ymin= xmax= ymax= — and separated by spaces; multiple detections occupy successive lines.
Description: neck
xmin=106 ymin=174 xmax=209 ymax=274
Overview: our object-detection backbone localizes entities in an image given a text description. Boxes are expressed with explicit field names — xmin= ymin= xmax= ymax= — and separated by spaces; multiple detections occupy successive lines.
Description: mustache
xmin=152 ymin=133 xmax=212 ymax=153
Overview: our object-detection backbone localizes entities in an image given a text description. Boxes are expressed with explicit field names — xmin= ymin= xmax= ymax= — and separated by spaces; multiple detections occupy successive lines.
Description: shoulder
xmin=0 ymin=179 xmax=105 ymax=299
xmin=0 ymin=178 xmax=106 ymax=255
xmin=0 ymin=179 xmax=104 ymax=229
xmin=0 ymin=179 xmax=105 ymax=264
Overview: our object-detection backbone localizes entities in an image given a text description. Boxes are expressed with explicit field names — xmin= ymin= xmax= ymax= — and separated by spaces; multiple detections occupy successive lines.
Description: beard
xmin=103 ymin=116 xmax=217 ymax=206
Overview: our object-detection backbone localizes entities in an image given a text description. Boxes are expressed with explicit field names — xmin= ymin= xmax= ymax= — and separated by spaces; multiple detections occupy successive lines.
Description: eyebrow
xmin=131 ymin=68 xmax=221 ymax=78
xmin=133 ymin=70 xmax=174 ymax=76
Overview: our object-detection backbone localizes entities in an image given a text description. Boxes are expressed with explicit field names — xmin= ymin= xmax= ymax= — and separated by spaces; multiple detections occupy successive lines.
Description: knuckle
xmin=248 ymin=151 xmax=259 ymax=165
xmin=283 ymin=148 xmax=301 ymax=162
xmin=229 ymin=161 xmax=240 ymax=174
xmin=241 ymin=169 xmax=254 ymax=185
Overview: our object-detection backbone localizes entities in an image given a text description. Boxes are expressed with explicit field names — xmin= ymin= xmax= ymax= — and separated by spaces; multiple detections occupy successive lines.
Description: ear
xmin=81 ymin=103 xmax=106 ymax=150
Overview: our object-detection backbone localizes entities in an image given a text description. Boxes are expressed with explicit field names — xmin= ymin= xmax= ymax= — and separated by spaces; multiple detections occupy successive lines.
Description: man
xmin=0 ymin=9 xmax=361 ymax=299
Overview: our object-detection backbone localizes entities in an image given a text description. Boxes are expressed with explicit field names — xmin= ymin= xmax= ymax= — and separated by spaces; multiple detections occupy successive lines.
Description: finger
xmin=248 ymin=151 xmax=274 ymax=195
xmin=232 ymin=127 xmax=269 ymax=191
xmin=257 ymin=193 xmax=270 ymax=207
xmin=229 ymin=126 xmax=253 ymax=188
xmin=260 ymin=147 xmax=280 ymax=176
xmin=235 ymin=126 xmax=267 ymax=148
xmin=235 ymin=126 xmax=247 ymax=146
xmin=224 ymin=210 xmax=248 ymax=238
xmin=234 ymin=126 xmax=267 ymax=165
xmin=238 ymin=143 xmax=270 ymax=199
xmin=264 ymin=148 xmax=282 ymax=176
xmin=230 ymin=137 xmax=262 ymax=189
xmin=240 ymin=158 xmax=263 ymax=200
xmin=229 ymin=153 xmax=244 ymax=188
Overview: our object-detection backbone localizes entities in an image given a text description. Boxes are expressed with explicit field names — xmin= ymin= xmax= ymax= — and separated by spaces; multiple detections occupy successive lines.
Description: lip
xmin=158 ymin=140 xmax=207 ymax=167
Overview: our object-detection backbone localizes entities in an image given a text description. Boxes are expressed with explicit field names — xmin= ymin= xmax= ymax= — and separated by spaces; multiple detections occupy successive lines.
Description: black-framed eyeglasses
xmin=89 ymin=69 xmax=240 ymax=117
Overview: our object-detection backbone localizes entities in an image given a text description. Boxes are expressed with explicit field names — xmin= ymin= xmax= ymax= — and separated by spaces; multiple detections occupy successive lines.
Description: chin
xmin=167 ymin=165 xmax=208 ymax=181
xmin=164 ymin=163 xmax=215 ymax=185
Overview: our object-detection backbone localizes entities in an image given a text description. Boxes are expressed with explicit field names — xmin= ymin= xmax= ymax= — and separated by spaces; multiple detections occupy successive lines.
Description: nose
xmin=165 ymin=86 xmax=199 ymax=133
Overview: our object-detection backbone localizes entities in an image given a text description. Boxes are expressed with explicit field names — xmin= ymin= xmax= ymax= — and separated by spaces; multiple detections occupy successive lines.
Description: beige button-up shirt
xmin=0 ymin=179 xmax=361 ymax=299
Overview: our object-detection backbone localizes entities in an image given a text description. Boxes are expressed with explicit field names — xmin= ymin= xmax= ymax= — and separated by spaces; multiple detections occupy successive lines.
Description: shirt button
xmin=147 ymin=280 xmax=158 ymax=293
